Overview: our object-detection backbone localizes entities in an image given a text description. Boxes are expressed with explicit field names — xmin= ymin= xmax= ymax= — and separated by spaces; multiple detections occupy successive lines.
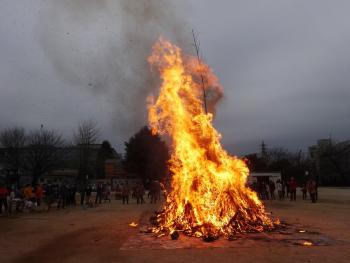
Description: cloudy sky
xmin=1 ymin=0 xmax=349 ymax=155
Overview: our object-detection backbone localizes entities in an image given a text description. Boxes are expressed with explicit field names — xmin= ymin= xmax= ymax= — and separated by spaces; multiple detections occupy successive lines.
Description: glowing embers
xmin=122 ymin=220 xmax=337 ymax=249
xmin=129 ymin=222 xmax=138 ymax=228
xmin=147 ymin=38 xmax=277 ymax=240
xmin=302 ymin=241 xmax=313 ymax=246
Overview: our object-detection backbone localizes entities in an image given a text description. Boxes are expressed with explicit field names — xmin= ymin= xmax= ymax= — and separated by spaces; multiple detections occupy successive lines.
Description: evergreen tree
xmin=124 ymin=126 xmax=169 ymax=180
xmin=96 ymin=140 xmax=115 ymax=179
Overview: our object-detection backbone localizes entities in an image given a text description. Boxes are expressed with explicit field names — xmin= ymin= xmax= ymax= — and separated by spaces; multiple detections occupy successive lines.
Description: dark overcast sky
xmin=1 ymin=0 xmax=349 ymax=156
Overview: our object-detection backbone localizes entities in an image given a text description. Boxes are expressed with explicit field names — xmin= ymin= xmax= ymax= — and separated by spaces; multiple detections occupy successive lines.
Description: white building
xmin=247 ymin=172 xmax=282 ymax=185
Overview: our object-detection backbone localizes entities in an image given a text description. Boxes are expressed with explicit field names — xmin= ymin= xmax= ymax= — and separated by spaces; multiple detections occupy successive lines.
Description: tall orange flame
xmin=148 ymin=38 xmax=275 ymax=239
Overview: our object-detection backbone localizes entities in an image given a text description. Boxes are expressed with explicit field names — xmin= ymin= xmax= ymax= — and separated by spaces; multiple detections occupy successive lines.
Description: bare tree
xmin=25 ymin=128 xmax=65 ymax=184
xmin=321 ymin=140 xmax=350 ymax=185
xmin=267 ymin=147 xmax=291 ymax=163
xmin=0 ymin=127 xmax=26 ymax=187
xmin=74 ymin=120 xmax=100 ymax=181
xmin=74 ymin=120 xmax=100 ymax=145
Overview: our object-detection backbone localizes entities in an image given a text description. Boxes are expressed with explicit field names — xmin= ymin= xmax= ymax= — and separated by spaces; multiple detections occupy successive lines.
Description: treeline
xmin=0 ymin=120 xmax=115 ymax=186
xmin=0 ymin=126 xmax=64 ymax=186
xmin=2 ymin=122 xmax=348 ymax=187
xmin=123 ymin=126 xmax=170 ymax=181
xmin=245 ymin=141 xmax=350 ymax=186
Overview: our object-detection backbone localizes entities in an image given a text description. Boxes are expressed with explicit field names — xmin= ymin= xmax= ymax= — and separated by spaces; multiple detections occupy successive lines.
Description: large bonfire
xmin=147 ymin=38 xmax=276 ymax=240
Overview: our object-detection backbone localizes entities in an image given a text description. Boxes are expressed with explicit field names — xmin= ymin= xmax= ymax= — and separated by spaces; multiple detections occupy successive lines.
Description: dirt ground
xmin=0 ymin=187 xmax=349 ymax=263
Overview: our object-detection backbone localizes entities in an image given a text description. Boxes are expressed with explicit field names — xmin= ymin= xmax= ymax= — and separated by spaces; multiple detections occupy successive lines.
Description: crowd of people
xmin=79 ymin=182 xmax=112 ymax=208
xmin=0 ymin=179 xmax=166 ymax=215
xmin=0 ymin=176 xmax=320 ymax=215
xmin=0 ymin=181 xmax=115 ymax=215
xmin=250 ymin=177 xmax=318 ymax=203
xmin=114 ymin=180 xmax=163 ymax=205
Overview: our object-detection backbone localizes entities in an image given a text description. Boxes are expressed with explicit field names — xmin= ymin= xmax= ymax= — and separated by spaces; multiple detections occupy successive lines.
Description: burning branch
xmin=192 ymin=29 xmax=208 ymax=115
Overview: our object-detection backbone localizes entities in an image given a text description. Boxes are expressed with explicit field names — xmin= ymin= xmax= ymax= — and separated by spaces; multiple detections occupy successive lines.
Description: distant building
xmin=105 ymin=159 xmax=126 ymax=178
xmin=247 ymin=172 xmax=281 ymax=185
xmin=104 ymin=158 xmax=140 ymax=188
xmin=40 ymin=169 xmax=78 ymax=185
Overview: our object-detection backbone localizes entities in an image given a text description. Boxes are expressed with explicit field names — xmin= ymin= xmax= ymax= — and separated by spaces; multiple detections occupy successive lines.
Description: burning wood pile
xmin=146 ymin=38 xmax=278 ymax=241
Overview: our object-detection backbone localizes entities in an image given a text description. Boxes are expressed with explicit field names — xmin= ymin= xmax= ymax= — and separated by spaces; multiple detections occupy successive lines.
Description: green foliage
xmin=0 ymin=127 xmax=26 ymax=186
xmin=96 ymin=140 xmax=115 ymax=179
xmin=318 ymin=141 xmax=350 ymax=186
xmin=124 ymin=126 xmax=169 ymax=180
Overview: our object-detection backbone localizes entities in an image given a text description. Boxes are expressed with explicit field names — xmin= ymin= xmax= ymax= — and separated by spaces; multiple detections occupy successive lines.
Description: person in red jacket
xmin=289 ymin=177 xmax=297 ymax=201
xmin=35 ymin=184 xmax=44 ymax=207
xmin=0 ymin=183 xmax=9 ymax=214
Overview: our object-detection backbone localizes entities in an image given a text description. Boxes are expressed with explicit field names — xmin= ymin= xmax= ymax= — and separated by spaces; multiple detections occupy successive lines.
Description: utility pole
xmin=192 ymin=29 xmax=208 ymax=114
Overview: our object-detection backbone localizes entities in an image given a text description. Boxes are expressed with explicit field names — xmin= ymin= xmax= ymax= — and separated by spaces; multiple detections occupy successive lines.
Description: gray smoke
xmin=37 ymin=0 xmax=190 ymax=138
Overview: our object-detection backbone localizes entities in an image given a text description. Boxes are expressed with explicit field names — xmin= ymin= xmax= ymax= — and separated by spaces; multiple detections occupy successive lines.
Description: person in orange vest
xmin=23 ymin=184 xmax=35 ymax=202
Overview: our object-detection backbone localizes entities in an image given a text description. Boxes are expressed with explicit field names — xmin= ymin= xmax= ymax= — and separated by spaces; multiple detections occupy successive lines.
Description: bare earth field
xmin=0 ymin=187 xmax=349 ymax=263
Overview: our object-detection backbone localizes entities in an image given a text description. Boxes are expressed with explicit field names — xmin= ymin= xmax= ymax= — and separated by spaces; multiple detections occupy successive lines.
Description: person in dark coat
xmin=85 ymin=185 xmax=92 ymax=206
xmin=308 ymin=179 xmax=317 ymax=203
xmin=121 ymin=182 xmax=130 ymax=204
xmin=80 ymin=184 xmax=86 ymax=207
xmin=95 ymin=182 xmax=103 ymax=204
xmin=136 ymin=183 xmax=145 ymax=204
xmin=289 ymin=177 xmax=297 ymax=201
xmin=269 ymin=180 xmax=276 ymax=200
xmin=58 ymin=184 xmax=68 ymax=209
xmin=301 ymin=183 xmax=307 ymax=200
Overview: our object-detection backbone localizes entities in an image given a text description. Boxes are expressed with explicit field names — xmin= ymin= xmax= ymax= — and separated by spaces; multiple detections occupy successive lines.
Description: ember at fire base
xmin=121 ymin=220 xmax=339 ymax=250
xmin=151 ymin=209 xmax=278 ymax=241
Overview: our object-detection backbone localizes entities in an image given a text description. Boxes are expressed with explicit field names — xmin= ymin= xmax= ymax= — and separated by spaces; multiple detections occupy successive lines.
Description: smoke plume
xmin=37 ymin=0 xmax=190 ymax=139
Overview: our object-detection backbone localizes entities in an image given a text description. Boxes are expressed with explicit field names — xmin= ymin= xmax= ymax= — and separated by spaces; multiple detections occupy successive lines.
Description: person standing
xmin=315 ymin=181 xmax=318 ymax=201
xmin=269 ymin=180 xmax=276 ymax=200
xmin=285 ymin=182 xmax=290 ymax=198
xmin=104 ymin=184 xmax=111 ymax=203
xmin=8 ymin=186 xmax=16 ymax=213
xmin=35 ymin=184 xmax=44 ymax=207
xmin=0 ymin=183 xmax=9 ymax=214
xmin=58 ymin=184 xmax=68 ymax=209
xmin=276 ymin=180 xmax=283 ymax=200
xmin=79 ymin=184 xmax=86 ymax=207
xmin=95 ymin=182 xmax=103 ymax=204
xmin=70 ymin=185 xmax=77 ymax=206
xmin=301 ymin=183 xmax=307 ymax=200
xmin=24 ymin=184 xmax=34 ymax=201
xmin=150 ymin=181 xmax=161 ymax=204
xmin=85 ymin=184 xmax=92 ymax=206
xmin=281 ymin=181 xmax=286 ymax=199
xmin=289 ymin=177 xmax=297 ymax=201
xmin=44 ymin=184 xmax=54 ymax=211
xmin=136 ymin=183 xmax=145 ymax=204
xmin=263 ymin=182 xmax=269 ymax=200
xmin=308 ymin=179 xmax=317 ymax=203
xmin=121 ymin=182 xmax=130 ymax=204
